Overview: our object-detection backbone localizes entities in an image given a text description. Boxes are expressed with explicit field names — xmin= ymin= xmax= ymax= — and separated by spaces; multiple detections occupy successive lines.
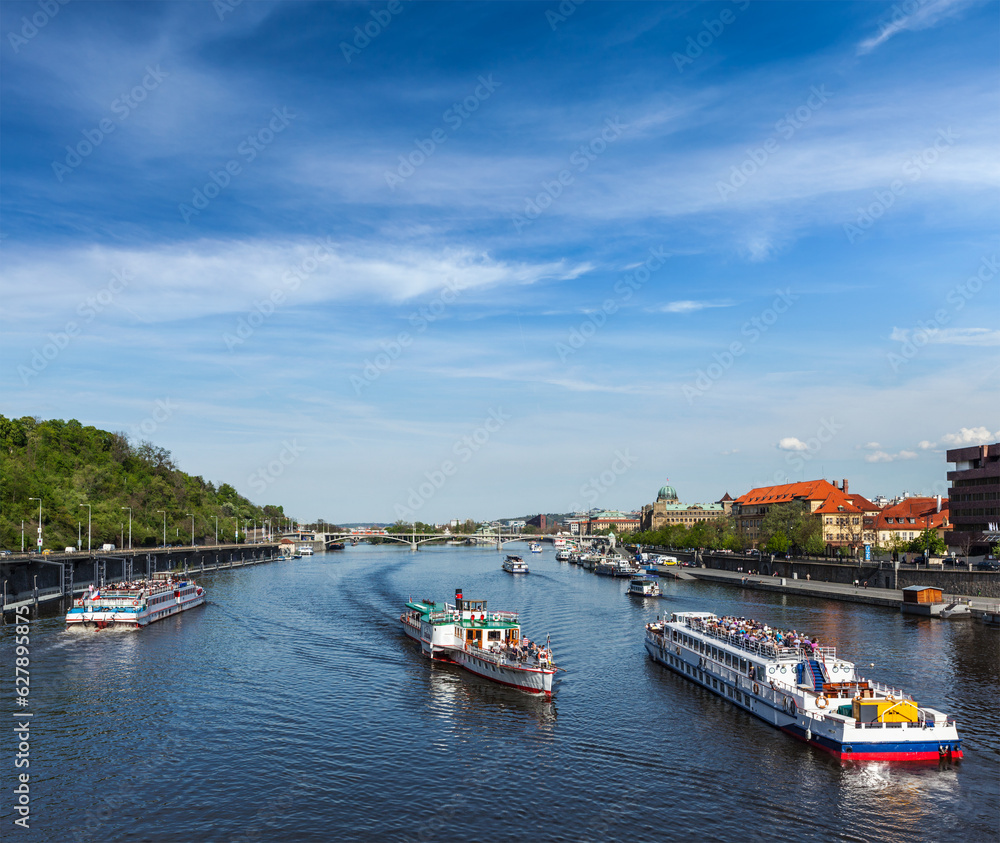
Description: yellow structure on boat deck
xmin=853 ymin=697 xmax=919 ymax=723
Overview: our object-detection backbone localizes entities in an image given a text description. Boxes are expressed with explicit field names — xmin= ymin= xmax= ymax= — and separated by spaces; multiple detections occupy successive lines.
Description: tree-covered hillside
xmin=0 ymin=415 xmax=286 ymax=551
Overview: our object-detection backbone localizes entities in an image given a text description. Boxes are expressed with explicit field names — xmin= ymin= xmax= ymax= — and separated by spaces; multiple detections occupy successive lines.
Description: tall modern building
xmin=945 ymin=442 xmax=1000 ymax=554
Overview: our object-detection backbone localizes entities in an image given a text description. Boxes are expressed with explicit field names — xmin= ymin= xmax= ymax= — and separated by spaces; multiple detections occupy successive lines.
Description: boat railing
xmin=684 ymin=618 xmax=837 ymax=661
xmin=466 ymin=643 xmax=552 ymax=670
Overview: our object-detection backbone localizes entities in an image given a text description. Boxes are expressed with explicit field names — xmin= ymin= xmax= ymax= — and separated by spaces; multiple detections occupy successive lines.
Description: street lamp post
xmin=121 ymin=507 xmax=132 ymax=550
xmin=28 ymin=497 xmax=42 ymax=552
xmin=21 ymin=520 xmax=24 ymax=553
xmin=212 ymin=516 xmax=218 ymax=546
xmin=186 ymin=514 xmax=195 ymax=547
xmin=156 ymin=510 xmax=166 ymax=547
xmin=79 ymin=503 xmax=91 ymax=553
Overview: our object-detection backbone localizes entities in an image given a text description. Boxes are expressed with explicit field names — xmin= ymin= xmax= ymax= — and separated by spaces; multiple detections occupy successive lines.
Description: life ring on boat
xmin=885 ymin=694 xmax=895 ymax=703
xmin=132 ymin=600 xmax=139 ymax=607
xmin=816 ymin=695 xmax=828 ymax=709
xmin=753 ymin=683 xmax=760 ymax=696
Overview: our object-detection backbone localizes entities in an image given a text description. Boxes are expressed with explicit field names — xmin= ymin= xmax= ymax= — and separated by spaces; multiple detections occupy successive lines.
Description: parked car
xmin=64 ymin=547 xmax=76 ymax=553
xmin=0 ymin=549 xmax=12 ymax=556
xmin=975 ymin=560 xmax=1000 ymax=571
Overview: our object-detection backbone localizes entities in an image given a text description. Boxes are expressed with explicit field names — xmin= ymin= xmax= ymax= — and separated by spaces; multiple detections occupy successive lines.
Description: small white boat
xmin=298 ymin=544 xmax=314 ymax=556
xmin=502 ymin=555 xmax=530 ymax=574
xmin=555 ymin=549 xmax=571 ymax=561
xmin=530 ymin=543 xmax=542 ymax=553
xmin=628 ymin=577 xmax=661 ymax=597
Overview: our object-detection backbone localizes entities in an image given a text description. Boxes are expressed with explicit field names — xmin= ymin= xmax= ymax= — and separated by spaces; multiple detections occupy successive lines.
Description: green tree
xmin=765 ymin=531 xmax=790 ymax=554
xmin=907 ymin=529 xmax=946 ymax=556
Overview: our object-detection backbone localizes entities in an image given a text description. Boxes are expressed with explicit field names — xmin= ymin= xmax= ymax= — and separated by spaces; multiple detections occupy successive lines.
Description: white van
xmin=101 ymin=543 xmax=115 ymax=551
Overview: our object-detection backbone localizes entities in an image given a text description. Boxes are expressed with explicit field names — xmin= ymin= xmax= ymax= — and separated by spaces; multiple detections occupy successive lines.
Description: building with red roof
xmin=734 ymin=478 xmax=878 ymax=554
xmin=874 ymin=497 xmax=949 ymax=548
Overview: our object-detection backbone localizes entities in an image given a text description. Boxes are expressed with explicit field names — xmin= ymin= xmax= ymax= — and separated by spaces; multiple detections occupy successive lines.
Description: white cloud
xmin=858 ymin=0 xmax=980 ymax=55
xmin=777 ymin=437 xmax=809 ymax=451
xmin=864 ymin=449 xmax=919 ymax=463
xmin=940 ymin=426 xmax=1000 ymax=446
xmin=863 ymin=441 xmax=881 ymax=450
xmin=917 ymin=440 xmax=936 ymax=450
xmin=0 ymin=240 xmax=592 ymax=323
xmin=659 ymin=299 xmax=736 ymax=314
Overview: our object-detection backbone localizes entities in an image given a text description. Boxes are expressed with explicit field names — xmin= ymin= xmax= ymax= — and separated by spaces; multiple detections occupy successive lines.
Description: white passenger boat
xmin=400 ymin=589 xmax=557 ymax=695
xmin=645 ymin=612 xmax=962 ymax=762
xmin=65 ymin=575 xmax=206 ymax=629
xmin=298 ymin=544 xmax=314 ymax=556
xmin=627 ymin=576 xmax=661 ymax=597
xmin=555 ymin=549 xmax=571 ymax=561
xmin=530 ymin=543 xmax=542 ymax=553
xmin=502 ymin=555 xmax=530 ymax=574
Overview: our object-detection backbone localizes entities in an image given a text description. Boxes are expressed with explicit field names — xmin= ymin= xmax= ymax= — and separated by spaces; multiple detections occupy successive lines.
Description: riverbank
xmin=652 ymin=563 xmax=999 ymax=615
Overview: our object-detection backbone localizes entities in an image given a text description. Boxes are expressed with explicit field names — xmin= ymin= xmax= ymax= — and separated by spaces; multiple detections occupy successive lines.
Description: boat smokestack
xmin=455 ymin=588 xmax=463 ymax=612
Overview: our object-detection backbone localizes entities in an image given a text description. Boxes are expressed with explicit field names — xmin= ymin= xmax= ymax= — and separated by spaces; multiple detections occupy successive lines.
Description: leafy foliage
xmin=0 ymin=415 xmax=286 ymax=550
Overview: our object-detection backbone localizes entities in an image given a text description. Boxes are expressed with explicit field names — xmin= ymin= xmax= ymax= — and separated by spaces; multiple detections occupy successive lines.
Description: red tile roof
xmin=875 ymin=497 xmax=949 ymax=531
xmin=735 ymin=479 xmax=842 ymax=505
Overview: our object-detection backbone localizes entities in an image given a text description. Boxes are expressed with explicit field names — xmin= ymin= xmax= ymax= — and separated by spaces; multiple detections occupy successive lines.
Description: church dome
xmin=657 ymin=485 xmax=678 ymax=501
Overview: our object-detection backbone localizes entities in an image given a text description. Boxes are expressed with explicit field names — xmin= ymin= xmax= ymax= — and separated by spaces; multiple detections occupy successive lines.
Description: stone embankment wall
xmin=644 ymin=548 xmax=1000 ymax=599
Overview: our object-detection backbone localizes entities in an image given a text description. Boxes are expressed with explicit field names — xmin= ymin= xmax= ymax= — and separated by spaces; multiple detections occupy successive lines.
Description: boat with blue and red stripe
xmin=645 ymin=611 xmax=962 ymax=762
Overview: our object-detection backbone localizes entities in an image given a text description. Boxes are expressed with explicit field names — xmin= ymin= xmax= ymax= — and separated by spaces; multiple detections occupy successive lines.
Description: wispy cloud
xmin=865 ymin=449 xmax=919 ymax=463
xmin=858 ymin=0 xmax=980 ymax=54
xmin=658 ymin=299 xmax=736 ymax=314
xmin=940 ymin=426 xmax=1000 ymax=446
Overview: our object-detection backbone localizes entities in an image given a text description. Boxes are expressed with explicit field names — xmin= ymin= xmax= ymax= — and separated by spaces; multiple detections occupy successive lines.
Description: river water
xmin=2 ymin=545 xmax=998 ymax=842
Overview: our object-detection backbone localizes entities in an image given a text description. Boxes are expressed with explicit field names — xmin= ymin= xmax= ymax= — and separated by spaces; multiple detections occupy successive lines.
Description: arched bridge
xmin=316 ymin=532 xmax=552 ymax=551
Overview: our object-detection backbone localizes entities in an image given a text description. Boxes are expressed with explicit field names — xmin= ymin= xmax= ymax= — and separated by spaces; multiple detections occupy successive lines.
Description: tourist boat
xmin=400 ymin=589 xmax=557 ymax=695
xmin=554 ymin=538 xmax=567 ymax=548
xmin=530 ymin=543 xmax=542 ymax=553
xmin=627 ymin=576 xmax=661 ymax=597
xmin=644 ymin=611 xmax=962 ymax=762
xmin=298 ymin=544 xmax=314 ymax=556
xmin=328 ymin=541 xmax=346 ymax=550
xmin=555 ymin=549 xmax=571 ymax=561
xmin=502 ymin=555 xmax=530 ymax=574
xmin=65 ymin=575 xmax=206 ymax=629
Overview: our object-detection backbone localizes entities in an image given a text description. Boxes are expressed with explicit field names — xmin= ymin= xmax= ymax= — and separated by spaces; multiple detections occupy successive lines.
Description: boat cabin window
xmin=487 ymin=631 xmax=501 ymax=641
xmin=466 ymin=629 xmax=482 ymax=644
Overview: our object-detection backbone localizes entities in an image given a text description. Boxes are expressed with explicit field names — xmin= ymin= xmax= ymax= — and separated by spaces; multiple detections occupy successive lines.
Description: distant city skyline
xmin=2 ymin=1 xmax=998 ymax=522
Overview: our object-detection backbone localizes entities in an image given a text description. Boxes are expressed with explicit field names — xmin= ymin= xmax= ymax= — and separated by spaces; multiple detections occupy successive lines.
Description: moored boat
xmin=400 ymin=589 xmax=557 ymax=695
xmin=645 ymin=611 xmax=962 ymax=762
xmin=555 ymin=549 xmax=571 ymax=561
xmin=502 ymin=555 xmax=530 ymax=574
xmin=530 ymin=543 xmax=542 ymax=553
xmin=66 ymin=575 xmax=206 ymax=629
xmin=627 ymin=576 xmax=661 ymax=597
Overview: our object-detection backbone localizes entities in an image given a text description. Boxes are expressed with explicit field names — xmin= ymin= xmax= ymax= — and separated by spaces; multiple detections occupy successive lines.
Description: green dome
xmin=657 ymin=485 xmax=678 ymax=501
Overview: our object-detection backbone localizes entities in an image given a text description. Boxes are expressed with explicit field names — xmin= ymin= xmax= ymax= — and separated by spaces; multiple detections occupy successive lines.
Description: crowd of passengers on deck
xmin=697 ymin=616 xmax=823 ymax=654
xmin=484 ymin=638 xmax=551 ymax=664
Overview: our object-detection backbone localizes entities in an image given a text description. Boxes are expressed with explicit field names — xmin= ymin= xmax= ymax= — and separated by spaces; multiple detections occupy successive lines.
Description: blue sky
xmin=2 ymin=0 xmax=998 ymax=524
